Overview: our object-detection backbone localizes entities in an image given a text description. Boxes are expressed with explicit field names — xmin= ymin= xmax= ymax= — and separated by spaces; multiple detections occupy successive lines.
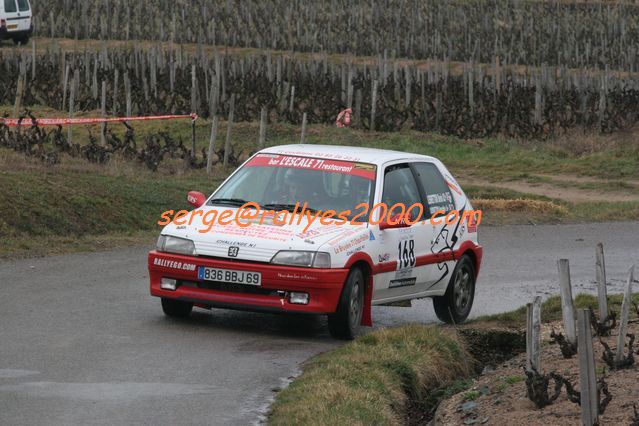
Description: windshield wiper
xmin=262 ymin=203 xmax=319 ymax=213
xmin=208 ymin=198 xmax=253 ymax=207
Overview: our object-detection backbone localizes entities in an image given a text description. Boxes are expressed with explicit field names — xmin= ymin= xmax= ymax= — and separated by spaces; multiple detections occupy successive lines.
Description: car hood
xmin=160 ymin=206 xmax=369 ymax=263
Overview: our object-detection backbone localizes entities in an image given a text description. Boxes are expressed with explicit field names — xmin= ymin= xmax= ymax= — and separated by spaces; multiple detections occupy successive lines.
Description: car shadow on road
xmin=152 ymin=307 xmax=336 ymax=341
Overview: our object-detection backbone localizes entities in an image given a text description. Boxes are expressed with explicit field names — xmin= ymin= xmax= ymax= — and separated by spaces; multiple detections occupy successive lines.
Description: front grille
xmin=179 ymin=280 xmax=280 ymax=297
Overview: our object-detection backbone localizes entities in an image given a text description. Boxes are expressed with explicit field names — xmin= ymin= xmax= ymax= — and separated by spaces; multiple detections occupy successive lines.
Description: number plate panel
xmin=198 ymin=266 xmax=262 ymax=286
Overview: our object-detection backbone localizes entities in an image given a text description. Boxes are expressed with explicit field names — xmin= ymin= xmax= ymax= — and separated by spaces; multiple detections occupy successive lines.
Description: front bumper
xmin=148 ymin=251 xmax=348 ymax=314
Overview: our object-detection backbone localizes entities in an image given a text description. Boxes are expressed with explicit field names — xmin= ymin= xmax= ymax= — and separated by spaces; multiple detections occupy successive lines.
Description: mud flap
xmin=361 ymin=274 xmax=373 ymax=326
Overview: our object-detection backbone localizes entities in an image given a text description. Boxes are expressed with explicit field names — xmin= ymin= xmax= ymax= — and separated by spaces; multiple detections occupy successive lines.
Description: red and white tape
xmin=0 ymin=113 xmax=198 ymax=127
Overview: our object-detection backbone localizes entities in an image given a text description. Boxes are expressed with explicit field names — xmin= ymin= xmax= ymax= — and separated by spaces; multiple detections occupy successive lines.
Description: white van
xmin=0 ymin=0 xmax=33 ymax=45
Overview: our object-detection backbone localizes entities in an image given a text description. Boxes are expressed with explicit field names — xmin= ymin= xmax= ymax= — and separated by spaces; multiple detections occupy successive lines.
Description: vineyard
xmin=0 ymin=111 xmax=247 ymax=170
xmin=32 ymin=0 xmax=639 ymax=70
xmin=3 ymin=41 xmax=639 ymax=141
xmin=0 ymin=0 xmax=638 ymax=167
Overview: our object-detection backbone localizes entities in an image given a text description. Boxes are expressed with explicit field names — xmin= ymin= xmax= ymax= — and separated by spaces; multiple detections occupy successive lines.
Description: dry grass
xmin=473 ymin=198 xmax=569 ymax=215
xmin=1 ymin=231 xmax=156 ymax=260
xmin=269 ymin=325 xmax=472 ymax=425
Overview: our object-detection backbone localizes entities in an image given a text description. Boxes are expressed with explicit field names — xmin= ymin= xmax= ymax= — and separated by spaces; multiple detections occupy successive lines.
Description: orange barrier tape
xmin=1 ymin=113 xmax=198 ymax=127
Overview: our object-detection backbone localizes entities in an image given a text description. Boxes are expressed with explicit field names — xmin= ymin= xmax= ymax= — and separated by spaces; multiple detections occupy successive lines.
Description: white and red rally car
xmin=148 ymin=145 xmax=483 ymax=339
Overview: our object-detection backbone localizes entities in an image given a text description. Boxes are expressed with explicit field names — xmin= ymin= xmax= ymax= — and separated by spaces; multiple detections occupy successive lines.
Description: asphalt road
xmin=1 ymin=222 xmax=638 ymax=425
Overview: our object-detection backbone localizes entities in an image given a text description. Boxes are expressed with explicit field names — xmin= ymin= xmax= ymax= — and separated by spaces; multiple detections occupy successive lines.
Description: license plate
xmin=198 ymin=267 xmax=261 ymax=286
xmin=7 ymin=25 xmax=18 ymax=30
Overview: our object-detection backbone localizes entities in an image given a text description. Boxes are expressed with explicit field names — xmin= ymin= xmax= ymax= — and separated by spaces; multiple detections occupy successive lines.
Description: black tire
xmin=328 ymin=267 xmax=365 ymax=340
xmin=161 ymin=298 xmax=193 ymax=318
xmin=12 ymin=37 xmax=29 ymax=45
xmin=433 ymin=255 xmax=476 ymax=324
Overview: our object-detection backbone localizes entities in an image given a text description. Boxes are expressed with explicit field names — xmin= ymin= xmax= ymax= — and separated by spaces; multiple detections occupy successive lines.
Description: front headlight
xmin=271 ymin=251 xmax=331 ymax=268
xmin=156 ymin=235 xmax=195 ymax=255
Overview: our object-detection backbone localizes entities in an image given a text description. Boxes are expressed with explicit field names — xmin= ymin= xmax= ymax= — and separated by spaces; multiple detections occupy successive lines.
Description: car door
xmin=411 ymin=161 xmax=459 ymax=294
xmin=3 ymin=0 xmax=30 ymax=33
xmin=371 ymin=162 xmax=432 ymax=303
xmin=15 ymin=0 xmax=31 ymax=30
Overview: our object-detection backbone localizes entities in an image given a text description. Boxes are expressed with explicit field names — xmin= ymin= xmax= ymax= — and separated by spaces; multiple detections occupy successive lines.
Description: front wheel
xmin=161 ymin=298 xmax=193 ymax=318
xmin=328 ymin=268 xmax=365 ymax=340
xmin=433 ymin=255 xmax=476 ymax=324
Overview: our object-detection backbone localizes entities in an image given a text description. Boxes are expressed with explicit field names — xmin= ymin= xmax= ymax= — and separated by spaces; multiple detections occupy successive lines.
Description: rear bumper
xmin=0 ymin=24 xmax=33 ymax=40
xmin=148 ymin=251 xmax=348 ymax=314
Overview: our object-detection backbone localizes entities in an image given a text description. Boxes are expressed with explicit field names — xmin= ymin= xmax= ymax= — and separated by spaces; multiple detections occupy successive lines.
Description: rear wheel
xmin=161 ymin=298 xmax=193 ymax=318
xmin=12 ymin=37 xmax=29 ymax=45
xmin=433 ymin=255 xmax=475 ymax=324
xmin=328 ymin=267 xmax=365 ymax=340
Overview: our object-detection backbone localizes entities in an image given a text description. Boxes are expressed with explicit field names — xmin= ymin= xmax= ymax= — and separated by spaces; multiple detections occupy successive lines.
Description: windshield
xmin=211 ymin=154 xmax=376 ymax=217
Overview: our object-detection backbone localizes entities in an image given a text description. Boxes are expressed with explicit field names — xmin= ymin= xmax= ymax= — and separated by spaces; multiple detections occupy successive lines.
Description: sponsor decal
xmin=153 ymin=258 xmax=197 ymax=271
xmin=271 ymin=150 xmax=362 ymax=161
xmin=243 ymin=216 xmax=286 ymax=226
xmin=427 ymin=192 xmax=455 ymax=213
xmin=389 ymin=277 xmax=417 ymax=288
xmin=395 ymin=268 xmax=414 ymax=279
xmin=427 ymin=192 xmax=453 ymax=205
xmin=246 ymin=154 xmax=376 ymax=180
xmin=332 ymin=232 xmax=369 ymax=254
xmin=346 ymin=245 xmax=365 ymax=256
xmin=325 ymin=228 xmax=361 ymax=245
xmin=206 ymin=223 xmax=294 ymax=242
xmin=369 ymin=230 xmax=376 ymax=241
xmin=467 ymin=212 xmax=478 ymax=233
xmin=215 ymin=239 xmax=257 ymax=248
xmin=354 ymin=163 xmax=376 ymax=172
xmin=295 ymin=224 xmax=343 ymax=240
xmin=228 ymin=246 xmax=239 ymax=257
xmin=398 ymin=227 xmax=414 ymax=235
xmin=378 ymin=253 xmax=391 ymax=262
xmin=276 ymin=272 xmax=318 ymax=281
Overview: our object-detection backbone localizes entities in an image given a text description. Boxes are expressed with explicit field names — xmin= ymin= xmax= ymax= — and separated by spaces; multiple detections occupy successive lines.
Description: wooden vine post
xmin=615 ymin=265 xmax=635 ymax=364
xmin=577 ymin=309 xmax=598 ymax=426
xmin=526 ymin=296 xmax=542 ymax=372
xmin=557 ymin=259 xmax=577 ymax=346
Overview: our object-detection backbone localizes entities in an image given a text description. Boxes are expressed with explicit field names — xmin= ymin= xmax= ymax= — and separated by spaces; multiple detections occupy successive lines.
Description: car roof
xmin=259 ymin=144 xmax=437 ymax=166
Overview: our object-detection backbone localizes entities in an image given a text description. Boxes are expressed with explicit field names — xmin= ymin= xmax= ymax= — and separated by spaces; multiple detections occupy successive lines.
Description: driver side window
xmin=381 ymin=164 xmax=422 ymax=220
xmin=412 ymin=162 xmax=456 ymax=216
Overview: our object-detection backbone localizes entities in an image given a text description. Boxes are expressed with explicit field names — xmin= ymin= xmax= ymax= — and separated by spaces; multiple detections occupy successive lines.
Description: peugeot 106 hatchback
xmin=149 ymin=145 xmax=483 ymax=339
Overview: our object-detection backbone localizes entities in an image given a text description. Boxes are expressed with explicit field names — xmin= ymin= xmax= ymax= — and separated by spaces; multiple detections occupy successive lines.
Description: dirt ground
xmin=458 ymin=175 xmax=639 ymax=203
xmin=435 ymin=321 xmax=639 ymax=425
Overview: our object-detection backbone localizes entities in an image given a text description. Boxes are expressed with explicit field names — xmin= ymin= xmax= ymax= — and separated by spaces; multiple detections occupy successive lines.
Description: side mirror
xmin=187 ymin=191 xmax=206 ymax=208
xmin=379 ymin=214 xmax=413 ymax=231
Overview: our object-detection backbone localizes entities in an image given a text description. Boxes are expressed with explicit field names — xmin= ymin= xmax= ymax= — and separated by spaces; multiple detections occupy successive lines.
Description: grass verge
xmin=0 ymin=154 xmax=225 ymax=258
xmin=269 ymin=293 xmax=638 ymax=424
xmin=268 ymin=325 xmax=472 ymax=425
xmin=473 ymin=293 xmax=639 ymax=329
